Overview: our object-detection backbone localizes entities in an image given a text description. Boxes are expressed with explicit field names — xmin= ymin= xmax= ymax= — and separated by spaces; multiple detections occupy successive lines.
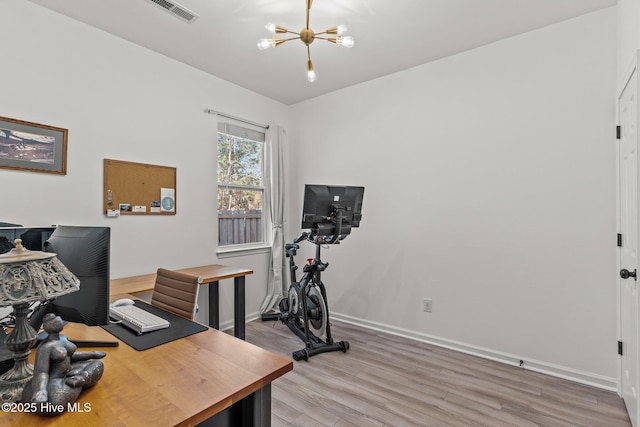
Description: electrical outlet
xmin=423 ymin=298 xmax=433 ymax=313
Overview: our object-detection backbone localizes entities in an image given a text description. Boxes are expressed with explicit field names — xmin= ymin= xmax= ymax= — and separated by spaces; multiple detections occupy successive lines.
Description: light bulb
xmin=307 ymin=69 xmax=317 ymax=83
xmin=328 ymin=36 xmax=355 ymax=48
xmin=325 ymin=25 xmax=347 ymax=35
xmin=257 ymin=38 xmax=274 ymax=50
xmin=265 ymin=23 xmax=287 ymax=34
xmin=339 ymin=36 xmax=354 ymax=48
xmin=306 ymin=60 xmax=317 ymax=83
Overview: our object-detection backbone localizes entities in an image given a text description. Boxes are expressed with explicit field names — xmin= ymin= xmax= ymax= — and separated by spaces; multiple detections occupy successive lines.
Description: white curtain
xmin=260 ymin=125 xmax=286 ymax=314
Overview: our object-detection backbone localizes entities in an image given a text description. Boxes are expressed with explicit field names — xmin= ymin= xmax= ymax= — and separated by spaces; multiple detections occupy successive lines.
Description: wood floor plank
xmin=243 ymin=319 xmax=631 ymax=426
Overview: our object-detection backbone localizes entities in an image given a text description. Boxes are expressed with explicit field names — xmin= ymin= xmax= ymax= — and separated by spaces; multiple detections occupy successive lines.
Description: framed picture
xmin=0 ymin=116 xmax=68 ymax=175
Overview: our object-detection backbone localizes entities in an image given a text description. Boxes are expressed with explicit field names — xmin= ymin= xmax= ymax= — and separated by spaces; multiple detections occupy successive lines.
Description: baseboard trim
xmin=331 ymin=312 xmax=618 ymax=392
xmin=219 ymin=311 xmax=262 ymax=333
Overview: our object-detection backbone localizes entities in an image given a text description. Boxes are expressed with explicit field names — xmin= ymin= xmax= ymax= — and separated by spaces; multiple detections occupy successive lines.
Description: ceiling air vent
xmin=146 ymin=0 xmax=198 ymax=23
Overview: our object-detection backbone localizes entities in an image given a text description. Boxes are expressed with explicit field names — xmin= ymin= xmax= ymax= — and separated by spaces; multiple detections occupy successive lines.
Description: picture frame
xmin=0 ymin=116 xmax=68 ymax=175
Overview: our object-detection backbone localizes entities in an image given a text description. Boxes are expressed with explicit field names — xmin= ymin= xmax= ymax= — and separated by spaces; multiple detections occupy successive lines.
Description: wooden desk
xmin=110 ymin=264 xmax=253 ymax=340
xmin=4 ymin=322 xmax=292 ymax=426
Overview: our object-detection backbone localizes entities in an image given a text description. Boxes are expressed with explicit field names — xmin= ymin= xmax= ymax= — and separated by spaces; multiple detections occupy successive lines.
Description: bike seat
xmin=285 ymin=243 xmax=299 ymax=250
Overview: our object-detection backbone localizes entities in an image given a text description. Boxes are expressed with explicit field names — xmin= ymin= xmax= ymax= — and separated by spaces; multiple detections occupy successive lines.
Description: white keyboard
xmin=109 ymin=304 xmax=170 ymax=335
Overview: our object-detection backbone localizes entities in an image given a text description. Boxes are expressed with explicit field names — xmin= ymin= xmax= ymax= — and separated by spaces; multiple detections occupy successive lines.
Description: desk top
xmin=5 ymin=322 xmax=292 ymax=426
xmin=110 ymin=264 xmax=254 ymax=296
xmin=177 ymin=265 xmax=253 ymax=283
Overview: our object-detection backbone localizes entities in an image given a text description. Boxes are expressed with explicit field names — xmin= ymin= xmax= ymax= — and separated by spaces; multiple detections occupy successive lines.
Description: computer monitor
xmin=0 ymin=222 xmax=22 ymax=227
xmin=301 ymin=185 xmax=364 ymax=240
xmin=0 ymin=226 xmax=56 ymax=254
xmin=40 ymin=225 xmax=111 ymax=327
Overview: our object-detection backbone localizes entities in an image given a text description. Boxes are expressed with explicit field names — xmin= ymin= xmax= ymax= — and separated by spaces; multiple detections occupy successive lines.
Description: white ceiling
xmin=27 ymin=0 xmax=617 ymax=105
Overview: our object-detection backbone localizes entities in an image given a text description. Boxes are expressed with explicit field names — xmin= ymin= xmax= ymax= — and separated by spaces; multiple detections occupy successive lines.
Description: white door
xmin=619 ymin=62 xmax=639 ymax=427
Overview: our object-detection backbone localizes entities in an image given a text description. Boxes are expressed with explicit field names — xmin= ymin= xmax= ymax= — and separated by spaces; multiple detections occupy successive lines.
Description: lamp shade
xmin=0 ymin=239 xmax=79 ymax=307
xmin=0 ymin=239 xmax=80 ymax=403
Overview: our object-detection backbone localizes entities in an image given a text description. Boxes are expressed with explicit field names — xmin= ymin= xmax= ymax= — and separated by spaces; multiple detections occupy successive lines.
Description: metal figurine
xmin=21 ymin=313 xmax=105 ymax=416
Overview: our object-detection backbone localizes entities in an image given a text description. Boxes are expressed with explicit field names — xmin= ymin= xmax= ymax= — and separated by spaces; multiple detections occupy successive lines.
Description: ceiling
xmin=27 ymin=0 xmax=617 ymax=105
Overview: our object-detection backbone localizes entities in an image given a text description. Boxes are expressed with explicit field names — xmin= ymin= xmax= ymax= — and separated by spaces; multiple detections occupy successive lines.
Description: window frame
xmin=216 ymin=118 xmax=269 ymax=255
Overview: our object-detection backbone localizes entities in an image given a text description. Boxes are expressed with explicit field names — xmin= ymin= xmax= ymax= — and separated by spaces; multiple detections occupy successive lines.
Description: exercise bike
xmin=277 ymin=188 xmax=365 ymax=360
xmin=278 ymin=229 xmax=349 ymax=361
xmin=266 ymin=185 xmax=364 ymax=360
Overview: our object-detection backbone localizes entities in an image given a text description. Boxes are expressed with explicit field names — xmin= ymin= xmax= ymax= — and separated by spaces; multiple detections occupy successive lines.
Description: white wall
xmin=289 ymin=8 xmax=617 ymax=388
xmin=0 ymin=1 xmax=290 ymax=325
xmin=618 ymin=0 xmax=640 ymax=88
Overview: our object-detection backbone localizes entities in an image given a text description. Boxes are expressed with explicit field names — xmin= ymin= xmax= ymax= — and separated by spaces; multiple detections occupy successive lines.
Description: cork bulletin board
xmin=103 ymin=159 xmax=176 ymax=215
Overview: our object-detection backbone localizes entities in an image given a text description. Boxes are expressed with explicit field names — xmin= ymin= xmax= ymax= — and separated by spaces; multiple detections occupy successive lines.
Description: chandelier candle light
xmin=257 ymin=0 xmax=354 ymax=82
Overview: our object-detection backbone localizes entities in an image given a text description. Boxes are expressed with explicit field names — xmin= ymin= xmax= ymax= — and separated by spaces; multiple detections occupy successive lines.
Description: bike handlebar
xmin=292 ymin=229 xmax=348 ymax=246
xmin=293 ymin=232 xmax=309 ymax=243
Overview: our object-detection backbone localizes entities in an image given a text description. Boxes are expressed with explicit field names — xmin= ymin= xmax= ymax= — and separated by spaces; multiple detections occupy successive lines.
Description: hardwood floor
xmin=244 ymin=319 xmax=631 ymax=427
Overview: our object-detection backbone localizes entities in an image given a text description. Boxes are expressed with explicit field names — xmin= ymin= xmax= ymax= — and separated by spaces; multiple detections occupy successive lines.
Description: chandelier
xmin=257 ymin=0 xmax=354 ymax=82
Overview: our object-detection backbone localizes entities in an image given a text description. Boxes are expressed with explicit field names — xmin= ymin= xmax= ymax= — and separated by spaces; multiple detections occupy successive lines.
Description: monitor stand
xmin=36 ymin=329 xmax=118 ymax=348
xmin=0 ymin=328 xmax=14 ymax=374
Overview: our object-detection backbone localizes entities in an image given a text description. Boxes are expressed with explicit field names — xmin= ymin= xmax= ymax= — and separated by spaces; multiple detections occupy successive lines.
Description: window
xmin=217 ymin=120 xmax=266 ymax=248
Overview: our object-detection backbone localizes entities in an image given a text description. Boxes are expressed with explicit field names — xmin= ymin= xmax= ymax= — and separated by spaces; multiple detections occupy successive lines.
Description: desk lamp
xmin=0 ymin=239 xmax=79 ymax=403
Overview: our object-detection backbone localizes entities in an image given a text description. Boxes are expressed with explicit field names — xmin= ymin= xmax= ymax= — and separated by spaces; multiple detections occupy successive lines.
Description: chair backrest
xmin=151 ymin=268 xmax=202 ymax=320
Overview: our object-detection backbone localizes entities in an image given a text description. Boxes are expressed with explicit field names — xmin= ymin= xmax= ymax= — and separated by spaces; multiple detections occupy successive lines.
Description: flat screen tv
xmin=301 ymin=185 xmax=364 ymax=240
